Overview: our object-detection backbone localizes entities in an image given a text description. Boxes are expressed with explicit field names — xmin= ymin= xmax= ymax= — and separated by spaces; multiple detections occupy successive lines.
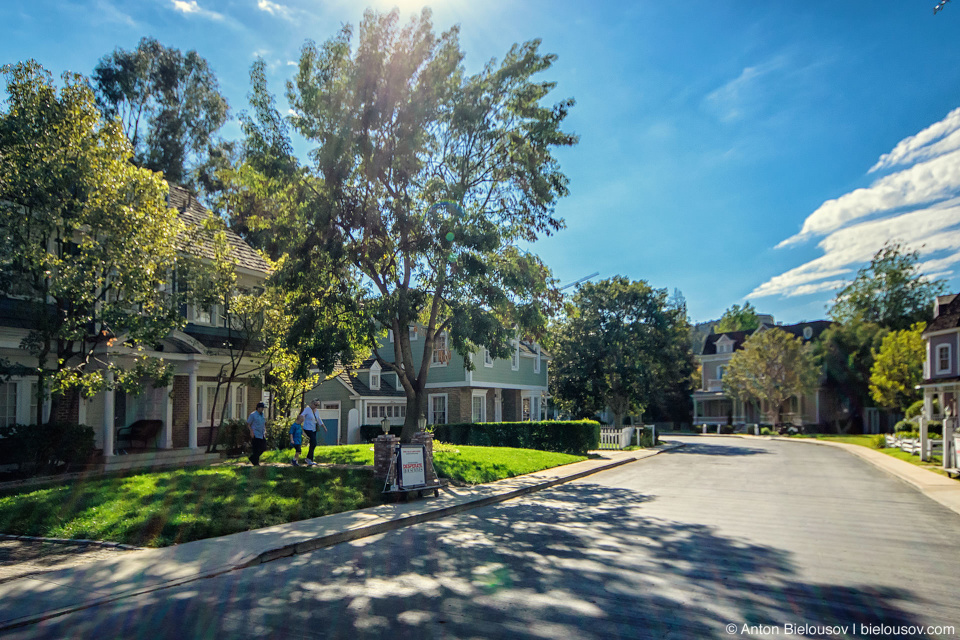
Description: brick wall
xmin=53 ymin=389 xmax=79 ymax=424
xmin=172 ymin=375 xmax=190 ymax=448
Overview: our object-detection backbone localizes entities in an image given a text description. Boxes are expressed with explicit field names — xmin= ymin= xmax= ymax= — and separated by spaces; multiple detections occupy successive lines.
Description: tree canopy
xmin=0 ymin=61 xmax=185 ymax=421
xmin=223 ymin=9 xmax=577 ymax=439
xmin=829 ymin=242 xmax=945 ymax=332
xmin=551 ymin=277 xmax=694 ymax=428
xmin=812 ymin=320 xmax=887 ymax=430
xmin=869 ymin=322 xmax=926 ymax=412
xmin=92 ymin=37 xmax=229 ymax=187
xmin=714 ymin=302 xmax=761 ymax=333
xmin=722 ymin=328 xmax=818 ymax=425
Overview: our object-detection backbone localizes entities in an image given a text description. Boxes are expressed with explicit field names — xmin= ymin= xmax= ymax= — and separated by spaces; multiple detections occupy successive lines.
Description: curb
xmin=0 ymin=443 xmax=681 ymax=632
xmin=0 ymin=533 xmax=143 ymax=551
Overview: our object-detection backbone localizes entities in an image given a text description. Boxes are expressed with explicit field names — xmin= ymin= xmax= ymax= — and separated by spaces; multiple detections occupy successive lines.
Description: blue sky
xmin=4 ymin=1 xmax=960 ymax=324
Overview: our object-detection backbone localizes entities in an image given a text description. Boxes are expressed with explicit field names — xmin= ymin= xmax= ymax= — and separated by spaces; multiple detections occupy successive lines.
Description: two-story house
xmin=0 ymin=186 xmax=270 ymax=470
xmin=919 ymin=294 xmax=960 ymax=424
xmin=692 ymin=320 xmax=833 ymax=428
xmin=308 ymin=326 xmax=551 ymax=444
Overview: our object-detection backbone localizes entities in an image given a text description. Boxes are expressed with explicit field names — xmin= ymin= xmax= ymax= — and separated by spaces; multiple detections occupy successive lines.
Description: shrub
xmin=0 ymin=422 xmax=95 ymax=476
xmin=927 ymin=421 xmax=943 ymax=436
xmin=359 ymin=424 xmax=404 ymax=442
xmin=906 ymin=398 xmax=939 ymax=419
xmin=895 ymin=420 xmax=915 ymax=433
xmin=760 ymin=427 xmax=774 ymax=436
xmin=871 ymin=434 xmax=887 ymax=449
xmin=265 ymin=419 xmax=291 ymax=450
xmin=431 ymin=420 xmax=600 ymax=455
xmin=635 ymin=426 xmax=657 ymax=447
xmin=215 ymin=419 xmax=250 ymax=453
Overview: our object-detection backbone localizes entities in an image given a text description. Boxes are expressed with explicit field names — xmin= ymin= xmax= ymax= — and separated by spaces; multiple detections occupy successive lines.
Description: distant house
xmin=0 ymin=186 xmax=270 ymax=468
xmin=309 ymin=326 xmax=551 ymax=444
xmin=919 ymin=294 xmax=960 ymax=422
xmin=692 ymin=320 xmax=834 ymax=428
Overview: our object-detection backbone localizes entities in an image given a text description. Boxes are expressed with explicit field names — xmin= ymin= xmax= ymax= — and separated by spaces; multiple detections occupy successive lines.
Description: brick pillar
xmin=411 ymin=431 xmax=438 ymax=486
xmin=373 ymin=435 xmax=400 ymax=483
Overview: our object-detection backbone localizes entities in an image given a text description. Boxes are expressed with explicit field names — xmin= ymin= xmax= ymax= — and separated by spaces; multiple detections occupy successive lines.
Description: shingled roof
xmin=925 ymin=294 xmax=960 ymax=334
xmin=168 ymin=185 xmax=270 ymax=275
xmin=333 ymin=369 xmax=406 ymax=397
xmin=701 ymin=320 xmax=832 ymax=355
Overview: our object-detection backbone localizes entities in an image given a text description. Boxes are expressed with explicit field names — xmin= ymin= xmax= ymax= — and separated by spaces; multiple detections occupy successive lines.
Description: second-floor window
xmin=370 ymin=372 xmax=380 ymax=390
xmin=432 ymin=333 xmax=448 ymax=366
xmin=511 ymin=341 xmax=519 ymax=370
xmin=717 ymin=365 xmax=726 ymax=380
xmin=484 ymin=348 xmax=493 ymax=367
xmin=938 ymin=344 xmax=951 ymax=374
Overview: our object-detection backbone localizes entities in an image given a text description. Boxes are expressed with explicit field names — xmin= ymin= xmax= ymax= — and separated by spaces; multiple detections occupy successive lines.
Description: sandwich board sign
xmin=397 ymin=445 xmax=426 ymax=488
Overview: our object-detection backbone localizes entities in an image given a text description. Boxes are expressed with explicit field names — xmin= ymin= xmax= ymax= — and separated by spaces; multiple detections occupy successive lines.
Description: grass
xmin=0 ymin=465 xmax=379 ymax=547
xmin=0 ymin=444 xmax=586 ymax=546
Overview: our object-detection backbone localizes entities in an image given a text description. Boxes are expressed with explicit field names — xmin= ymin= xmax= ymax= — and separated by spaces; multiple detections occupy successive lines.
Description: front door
xmin=317 ymin=409 xmax=340 ymax=445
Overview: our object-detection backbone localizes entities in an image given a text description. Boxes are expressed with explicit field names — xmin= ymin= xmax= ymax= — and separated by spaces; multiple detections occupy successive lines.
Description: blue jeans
xmin=304 ymin=429 xmax=317 ymax=461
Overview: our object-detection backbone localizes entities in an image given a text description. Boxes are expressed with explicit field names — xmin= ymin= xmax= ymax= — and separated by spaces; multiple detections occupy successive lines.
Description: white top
xmin=300 ymin=406 xmax=319 ymax=432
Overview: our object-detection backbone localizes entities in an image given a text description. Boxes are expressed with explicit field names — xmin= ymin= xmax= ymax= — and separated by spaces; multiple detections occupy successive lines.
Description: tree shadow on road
xmin=16 ymin=483 xmax=938 ymax=640
xmin=662 ymin=442 xmax=771 ymax=457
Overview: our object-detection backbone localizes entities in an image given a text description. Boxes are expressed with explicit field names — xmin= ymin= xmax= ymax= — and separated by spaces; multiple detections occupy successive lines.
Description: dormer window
xmin=715 ymin=335 xmax=733 ymax=354
xmin=937 ymin=344 xmax=951 ymax=375
xmin=369 ymin=362 xmax=381 ymax=390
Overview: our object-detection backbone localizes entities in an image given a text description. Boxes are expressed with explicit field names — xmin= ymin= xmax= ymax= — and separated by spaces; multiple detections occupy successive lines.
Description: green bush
xmin=0 ymin=422 xmax=95 ymax=476
xmin=635 ymin=426 xmax=657 ymax=447
xmin=431 ymin=420 xmax=601 ymax=455
xmin=266 ymin=419 xmax=292 ymax=450
xmin=359 ymin=424 xmax=403 ymax=442
xmin=895 ymin=419 xmax=915 ymax=433
xmin=906 ymin=398 xmax=939 ymax=419
xmin=928 ymin=421 xmax=943 ymax=436
xmin=760 ymin=427 xmax=774 ymax=436
xmin=215 ymin=419 xmax=250 ymax=452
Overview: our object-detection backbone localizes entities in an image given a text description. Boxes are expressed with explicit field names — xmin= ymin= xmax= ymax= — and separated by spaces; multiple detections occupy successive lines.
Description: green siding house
xmin=309 ymin=326 xmax=550 ymax=444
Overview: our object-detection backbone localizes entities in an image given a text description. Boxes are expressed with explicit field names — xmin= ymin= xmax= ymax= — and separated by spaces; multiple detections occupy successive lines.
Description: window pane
xmin=0 ymin=383 xmax=17 ymax=426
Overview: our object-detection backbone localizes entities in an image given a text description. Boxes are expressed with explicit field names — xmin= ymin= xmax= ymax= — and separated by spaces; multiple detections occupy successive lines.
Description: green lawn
xmin=0 ymin=445 xmax=586 ymax=547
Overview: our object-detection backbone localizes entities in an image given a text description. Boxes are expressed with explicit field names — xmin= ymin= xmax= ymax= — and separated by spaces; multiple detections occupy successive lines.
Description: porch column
xmin=162 ymin=381 xmax=174 ymax=449
xmin=944 ymin=416 xmax=956 ymax=470
xmin=103 ymin=370 xmax=115 ymax=457
xmin=919 ymin=415 xmax=929 ymax=462
xmin=187 ymin=361 xmax=198 ymax=450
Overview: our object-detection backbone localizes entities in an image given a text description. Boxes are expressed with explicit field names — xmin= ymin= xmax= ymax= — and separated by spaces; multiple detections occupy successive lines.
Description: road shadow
xmin=11 ymin=483 xmax=940 ymax=639
xmin=663 ymin=441 xmax=771 ymax=457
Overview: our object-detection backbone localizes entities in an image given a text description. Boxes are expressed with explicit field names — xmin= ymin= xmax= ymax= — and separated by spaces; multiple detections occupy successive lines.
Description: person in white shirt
xmin=298 ymin=399 xmax=326 ymax=466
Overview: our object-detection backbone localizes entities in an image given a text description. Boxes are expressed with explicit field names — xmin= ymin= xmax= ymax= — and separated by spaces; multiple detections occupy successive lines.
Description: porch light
xmin=418 ymin=417 xmax=427 ymax=432
xmin=381 ymin=417 xmax=391 ymax=435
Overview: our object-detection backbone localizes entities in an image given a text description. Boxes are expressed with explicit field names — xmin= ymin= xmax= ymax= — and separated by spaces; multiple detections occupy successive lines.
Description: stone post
xmin=919 ymin=415 xmax=928 ymax=462
xmin=373 ymin=435 xmax=400 ymax=485
xmin=944 ymin=417 xmax=956 ymax=470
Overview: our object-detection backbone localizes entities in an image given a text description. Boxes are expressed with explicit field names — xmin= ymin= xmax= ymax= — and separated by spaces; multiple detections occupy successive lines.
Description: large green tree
xmin=829 ymin=242 xmax=945 ymax=331
xmin=869 ymin=322 xmax=926 ymax=412
xmin=92 ymin=37 xmax=229 ymax=187
xmin=714 ymin=302 xmax=761 ymax=333
xmin=231 ymin=9 xmax=576 ymax=440
xmin=0 ymin=61 xmax=185 ymax=422
xmin=723 ymin=328 xmax=819 ymax=425
xmin=551 ymin=277 xmax=694 ymax=428
xmin=813 ymin=320 xmax=888 ymax=431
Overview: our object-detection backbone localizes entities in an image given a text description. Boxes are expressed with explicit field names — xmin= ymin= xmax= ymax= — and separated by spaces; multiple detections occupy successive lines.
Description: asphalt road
xmin=9 ymin=436 xmax=960 ymax=639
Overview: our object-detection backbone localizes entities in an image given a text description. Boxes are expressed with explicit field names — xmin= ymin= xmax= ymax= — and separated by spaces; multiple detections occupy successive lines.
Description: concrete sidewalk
xmin=0 ymin=443 xmax=680 ymax=631
xmin=770 ymin=436 xmax=960 ymax=517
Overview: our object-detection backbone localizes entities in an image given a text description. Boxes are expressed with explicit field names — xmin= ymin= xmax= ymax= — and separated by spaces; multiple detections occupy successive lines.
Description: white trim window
xmin=388 ymin=329 xmax=393 ymax=343
xmin=717 ymin=365 xmax=726 ymax=380
xmin=511 ymin=340 xmax=519 ymax=371
xmin=472 ymin=392 xmax=486 ymax=423
xmin=0 ymin=382 xmax=18 ymax=426
xmin=483 ymin=348 xmax=494 ymax=367
xmin=937 ymin=344 xmax=952 ymax=375
xmin=409 ymin=325 xmax=418 ymax=341
xmin=428 ymin=393 xmax=447 ymax=425
xmin=432 ymin=333 xmax=449 ymax=367
xmin=534 ymin=345 xmax=541 ymax=373
xmin=322 ymin=401 xmax=341 ymax=411
xmin=366 ymin=403 xmax=405 ymax=419
xmin=198 ymin=383 xmax=245 ymax=425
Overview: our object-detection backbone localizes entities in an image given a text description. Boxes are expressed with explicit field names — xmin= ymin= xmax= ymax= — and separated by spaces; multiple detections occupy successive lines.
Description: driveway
xmin=8 ymin=436 xmax=960 ymax=639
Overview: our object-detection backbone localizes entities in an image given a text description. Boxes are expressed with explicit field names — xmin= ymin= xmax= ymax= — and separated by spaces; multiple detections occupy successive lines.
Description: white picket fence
xmin=599 ymin=425 xmax=656 ymax=450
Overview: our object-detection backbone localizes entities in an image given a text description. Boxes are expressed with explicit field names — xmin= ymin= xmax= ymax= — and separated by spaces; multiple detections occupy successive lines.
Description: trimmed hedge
xmin=0 ymin=422 xmax=95 ymax=476
xmin=430 ymin=420 xmax=600 ymax=455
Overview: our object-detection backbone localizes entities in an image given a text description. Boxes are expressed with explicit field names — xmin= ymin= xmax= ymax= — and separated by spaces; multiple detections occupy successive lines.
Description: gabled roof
xmin=334 ymin=369 xmax=405 ymax=398
xmin=701 ymin=320 xmax=832 ymax=355
xmin=925 ymin=293 xmax=960 ymax=334
xmin=168 ymin=185 xmax=271 ymax=275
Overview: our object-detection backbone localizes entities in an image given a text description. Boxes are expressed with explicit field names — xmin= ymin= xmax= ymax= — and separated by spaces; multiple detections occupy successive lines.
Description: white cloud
xmin=704 ymin=58 xmax=787 ymax=123
xmin=751 ymin=200 xmax=960 ymax=299
xmin=257 ymin=0 xmax=293 ymax=19
xmin=777 ymin=147 xmax=960 ymax=247
xmin=870 ymin=107 xmax=960 ymax=173
xmin=171 ymin=0 xmax=224 ymax=21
